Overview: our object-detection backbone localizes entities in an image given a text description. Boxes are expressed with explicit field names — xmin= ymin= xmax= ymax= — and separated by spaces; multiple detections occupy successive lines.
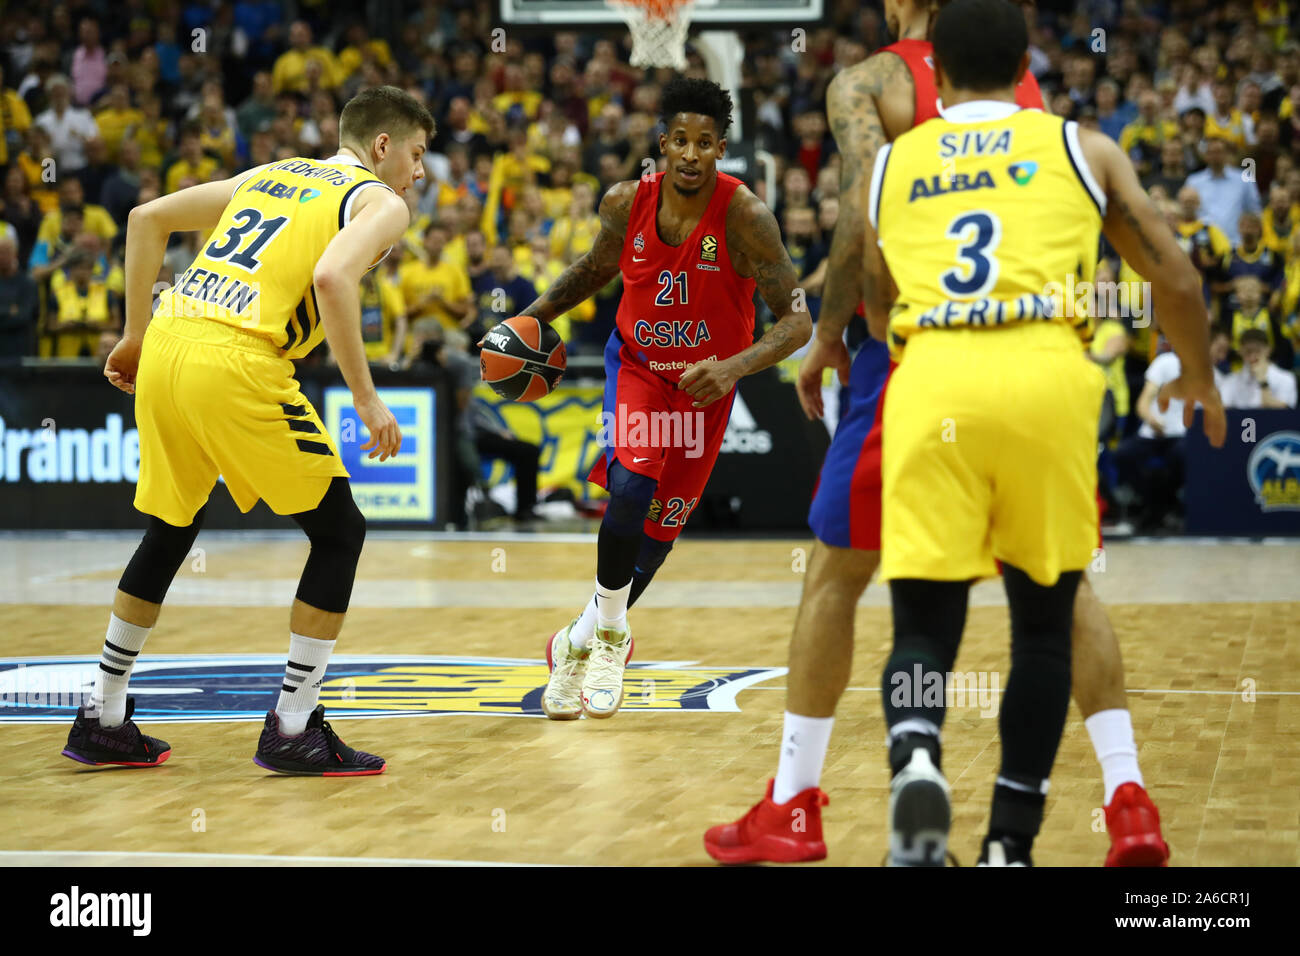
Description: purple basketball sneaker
xmin=254 ymin=704 xmax=386 ymax=776
xmin=63 ymin=697 xmax=172 ymax=767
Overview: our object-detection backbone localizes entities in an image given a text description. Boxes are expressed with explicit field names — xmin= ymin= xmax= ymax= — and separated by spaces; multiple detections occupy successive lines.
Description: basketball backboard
xmin=500 ymin=0 xmax=825 ymax=28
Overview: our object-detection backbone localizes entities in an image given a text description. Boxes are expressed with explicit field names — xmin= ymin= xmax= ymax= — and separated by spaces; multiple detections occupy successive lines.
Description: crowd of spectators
xmin=0 ymin=1 xmax=1297 ymax=530
xmin=1021 ymin=0 xmax=1300 ymax=530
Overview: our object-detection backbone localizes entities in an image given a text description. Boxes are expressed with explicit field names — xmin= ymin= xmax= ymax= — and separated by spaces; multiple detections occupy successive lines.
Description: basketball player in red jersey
xmin=514 ymin=78 xmax=810 ymax=720
xmin=705 ymin=0 xmax=1169 ymax=866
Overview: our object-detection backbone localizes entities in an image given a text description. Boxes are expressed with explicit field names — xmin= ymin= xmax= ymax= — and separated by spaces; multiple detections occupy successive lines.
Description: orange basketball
xmin=480 ymin=316 xmax=567 ymax=402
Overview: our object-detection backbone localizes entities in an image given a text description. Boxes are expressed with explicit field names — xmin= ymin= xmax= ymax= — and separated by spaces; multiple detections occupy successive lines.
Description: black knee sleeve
xmin=597 ymin=462 xmax=659 ymax=591
xmin=603 ymin=460 xmax=658 ymax=537
xmin=291 ymin=478 xmax=366 ymax=614
xmin=881 ymin=579 xmax=969 ymax=772
xmin=989 ymin=565 xmax=1080 ymax=840
xmin=997 ymin=565 xmax=1078 ymax=781
xmin=118 ymin=506 xmax=208 ymax=604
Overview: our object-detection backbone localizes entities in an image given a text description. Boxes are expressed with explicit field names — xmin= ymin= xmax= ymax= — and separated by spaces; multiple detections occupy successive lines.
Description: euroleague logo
xmin=0 ymin=655 xmax=783 ymax=722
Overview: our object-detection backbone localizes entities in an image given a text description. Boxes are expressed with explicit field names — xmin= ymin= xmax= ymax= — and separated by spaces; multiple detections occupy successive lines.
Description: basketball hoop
xmin=608 ymin=0 xmax=694 ymax=71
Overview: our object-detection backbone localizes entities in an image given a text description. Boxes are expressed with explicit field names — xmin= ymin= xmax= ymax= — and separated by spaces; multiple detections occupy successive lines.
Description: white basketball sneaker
xmin=888 ymin=748 xmax=951 ymax=866
xmin=542 ymin=620 xmax=588 ymax=720
xmin=581 ymin=624 xmax=634 ymax=719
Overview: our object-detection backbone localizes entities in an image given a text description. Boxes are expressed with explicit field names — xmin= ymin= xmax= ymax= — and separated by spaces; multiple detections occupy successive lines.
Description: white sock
xmin=1085 ymin=708 xmax=1144 ymax=805
xmin=570 ymin=596 xmax=598 ymax=649
xmin=773 ymin=712 xmax=835 ymax=804
xmin=274 ymin=633 xmax=336 ymax=736
xmin=90 ymin=614 xmax=151 ymax=728
xmin=595 ymin=579 xmax=631 ymax=630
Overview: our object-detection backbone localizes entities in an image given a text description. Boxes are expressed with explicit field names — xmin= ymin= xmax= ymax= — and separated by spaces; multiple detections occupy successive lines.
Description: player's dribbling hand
xmin=355 ymin=393 xmax=403 ymax=461
xmin=1158 ymin=374 xmax=1227 ymax=448
xmin=678 ymin=357 xmax=740 ymax=408
xmin=103 ymin=335 xmax=143 ymax=394
xmin=796 ymin=336 xmax=851 ymax=420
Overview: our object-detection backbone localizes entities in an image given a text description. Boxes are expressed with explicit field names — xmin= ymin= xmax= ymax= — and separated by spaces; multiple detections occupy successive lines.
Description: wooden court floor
xmin=0 ymin=535 xmax=1296 ymax=866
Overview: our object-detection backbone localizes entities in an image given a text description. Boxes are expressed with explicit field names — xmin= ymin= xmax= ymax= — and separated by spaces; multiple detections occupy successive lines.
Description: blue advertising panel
xmin=323 ymin=386 xmax=437 ymax=523
xmin=1184 ymin=408 xmax=1300 ymax=535
xmin=0 ymin=367 xmax=447 ymax=529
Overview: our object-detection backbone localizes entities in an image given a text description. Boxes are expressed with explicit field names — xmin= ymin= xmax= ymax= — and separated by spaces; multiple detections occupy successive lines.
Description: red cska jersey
xmin=882 ymin=37 xmax=1046 ymax=123
xmin=615 ymin=171 xmax=756 ymax=383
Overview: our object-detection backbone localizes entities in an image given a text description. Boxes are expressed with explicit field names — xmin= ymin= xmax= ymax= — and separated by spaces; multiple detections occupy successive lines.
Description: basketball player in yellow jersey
xmin=861 ymin=0 xmax=1226 ymax=865
xmin=708 ymin=0 xmax=1185 ymax=871
xmin=61 ymin=87 xmax=434 ymax=777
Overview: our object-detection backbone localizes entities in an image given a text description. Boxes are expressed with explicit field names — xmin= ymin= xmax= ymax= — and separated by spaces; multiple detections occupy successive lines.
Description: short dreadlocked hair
xmin=660 ymin=77 xmax=733 ymax=137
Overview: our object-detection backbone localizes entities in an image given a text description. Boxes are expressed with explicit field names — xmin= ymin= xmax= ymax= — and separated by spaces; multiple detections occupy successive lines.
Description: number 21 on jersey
xmin=654 ymin=270 xmax=688 ymax=306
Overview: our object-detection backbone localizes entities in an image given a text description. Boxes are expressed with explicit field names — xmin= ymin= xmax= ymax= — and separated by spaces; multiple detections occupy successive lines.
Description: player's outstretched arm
xmin=519 ymin=180 xmax=636 ymax=323
xmin=679 ymin=188 xmax=812 ymax=408
xmin=314 ymin=188 xmax=411 ymax=461
xmin=106 ymin=172 xmax=266 ymax=394
xmin=1080 ymin=127 xmax=1226 ymax=447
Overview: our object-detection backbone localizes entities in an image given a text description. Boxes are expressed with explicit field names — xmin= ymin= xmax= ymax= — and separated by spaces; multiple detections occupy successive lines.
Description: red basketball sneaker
xmin=1104 ymin=782 xmax=1171 ymax=866
xmin=704 ymin=780 xmax=829 ymax=864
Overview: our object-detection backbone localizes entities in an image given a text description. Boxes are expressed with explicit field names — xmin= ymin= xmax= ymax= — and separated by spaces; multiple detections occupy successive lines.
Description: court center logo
xmin=1247 ymin=430 xmax=1300 ymax=511
xmin=0 ymin=656 xmax=784 ymax=723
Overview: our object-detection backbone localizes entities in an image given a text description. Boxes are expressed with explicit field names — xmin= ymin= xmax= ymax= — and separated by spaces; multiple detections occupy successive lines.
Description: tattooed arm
xmin=795 ymin=51 xmax=909 ymax=419
xmin=816 ymin=51 xmax=908 ymax=344
xmin=519 ymin=180 xmax=636 ymax=323
xmin=1080 ymin=126 xmax=1226 ymax=447
xmin=727 ymin=187 xmax=813 ymax=370
xmin=678 ymin=187 xmax=811 ymax=407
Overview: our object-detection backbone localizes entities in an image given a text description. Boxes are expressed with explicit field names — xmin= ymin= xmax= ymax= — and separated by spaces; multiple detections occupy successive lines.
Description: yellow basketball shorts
xmin=133 ymin=314 xmax=347 ymax=527
xmin=880 ymin=323 xmax=1105 ymax=586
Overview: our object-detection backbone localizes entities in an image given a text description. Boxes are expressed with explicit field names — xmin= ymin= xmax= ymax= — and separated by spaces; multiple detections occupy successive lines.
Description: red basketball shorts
xmin=588 ymin=333 xmax=732 ymax=542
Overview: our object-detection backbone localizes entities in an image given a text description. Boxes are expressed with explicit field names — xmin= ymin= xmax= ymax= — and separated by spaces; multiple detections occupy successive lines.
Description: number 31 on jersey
xmin=205 ymin=208 xmax=290 ymax=273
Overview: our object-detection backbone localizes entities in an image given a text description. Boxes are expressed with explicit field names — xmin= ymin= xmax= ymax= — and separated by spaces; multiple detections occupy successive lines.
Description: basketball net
xmin=609 ymin=0 xmax=694 ymax=71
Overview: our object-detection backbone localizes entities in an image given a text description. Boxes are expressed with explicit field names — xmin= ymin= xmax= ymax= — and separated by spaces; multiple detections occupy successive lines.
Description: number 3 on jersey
xmin=939 ymin=210 xmax=1002 ymax=297
xmin=205 ymin=208 xmax=290 ymax=273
